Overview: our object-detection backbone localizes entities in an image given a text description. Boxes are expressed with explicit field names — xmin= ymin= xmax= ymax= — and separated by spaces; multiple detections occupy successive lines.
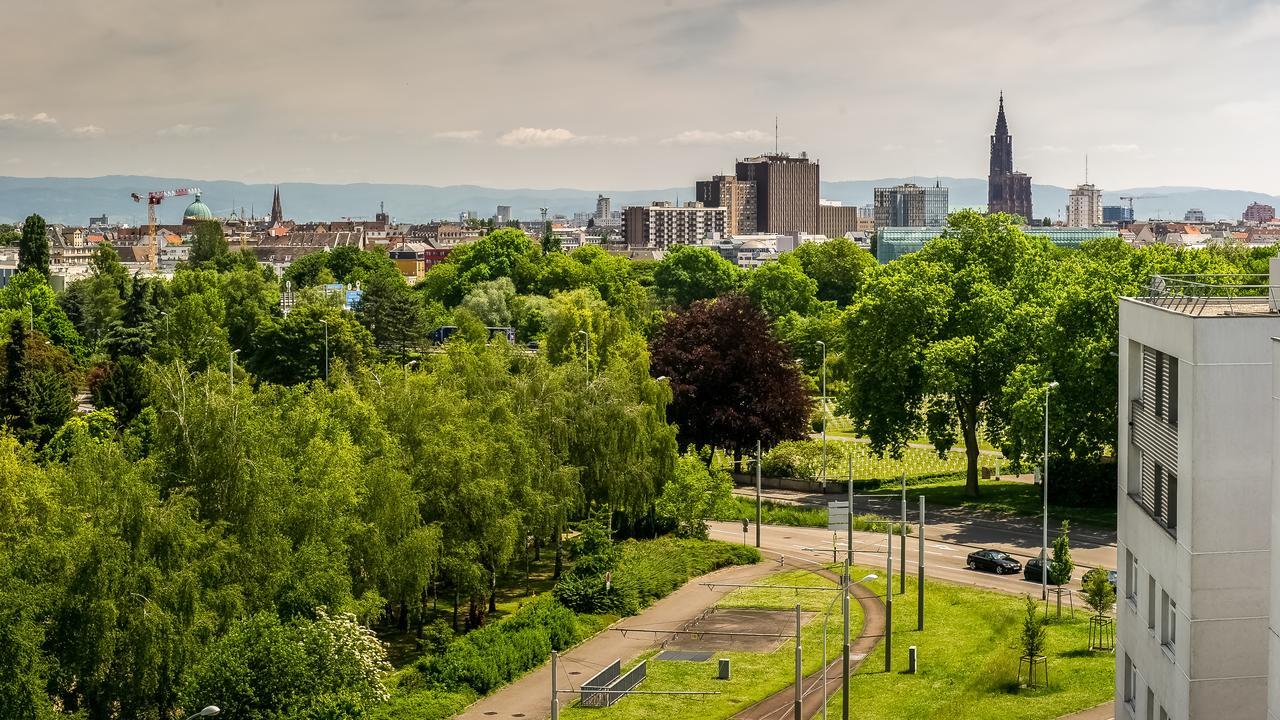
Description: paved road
xmin=709 ymin=516 xmax=1116 ymax=598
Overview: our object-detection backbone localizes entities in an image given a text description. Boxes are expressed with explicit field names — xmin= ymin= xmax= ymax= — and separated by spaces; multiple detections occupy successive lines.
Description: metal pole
xmin=822 ymin=603 xmax=828 ymax=720
xmin=841 ymin=577 xmax=850 ymax=720
xmin=322 ymin=320 xmax=329 ymax=383
xmin=1042 ymin=384 xmax=1053 ymax=602
xmin=794 ymin=604 xmax=803 ymax=720
xmin=900 ymin=472 xmax=907 ymax=596
xmin=885 ymin=523 xmax=893 ymax=672
xmin=756 ymin=439 xmax=762 ymax=548
xmin=819 ymin=341 xmax=827 ymax=485
xmin=551 ymin=651 xmax=560 ymax=720
xmin=847 ymin=451 xmax=853 ymax=567
xmin=229 ymin=351 xmax=234 ymax=391
xmin=918 ymin=495 xmax=925 ymax=631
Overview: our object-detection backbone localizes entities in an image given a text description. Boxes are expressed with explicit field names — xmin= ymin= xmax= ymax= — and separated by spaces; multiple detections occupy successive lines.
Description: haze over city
xmin=5 ymin=0 xmax=1280 ymax=191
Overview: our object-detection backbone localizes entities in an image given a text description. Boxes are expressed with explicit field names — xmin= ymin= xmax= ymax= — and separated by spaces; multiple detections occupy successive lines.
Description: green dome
xmin=183 ymin=195 xmax=214 ymax=222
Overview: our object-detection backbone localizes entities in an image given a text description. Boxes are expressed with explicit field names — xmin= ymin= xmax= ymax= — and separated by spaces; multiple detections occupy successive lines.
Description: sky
xmin=4 ymin=0 xmax=1280 ymax=192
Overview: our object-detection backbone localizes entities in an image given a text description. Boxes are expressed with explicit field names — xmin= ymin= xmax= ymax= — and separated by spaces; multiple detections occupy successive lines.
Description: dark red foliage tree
xmin=650 ymin=293 xmax=812 ymax=460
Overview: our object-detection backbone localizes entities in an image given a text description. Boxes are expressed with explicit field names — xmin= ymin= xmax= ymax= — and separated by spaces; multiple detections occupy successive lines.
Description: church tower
xmin=270 ymin=185 xmax=283 ymax=224
xmin=986 ymin=93 xmax=1033 ymax=220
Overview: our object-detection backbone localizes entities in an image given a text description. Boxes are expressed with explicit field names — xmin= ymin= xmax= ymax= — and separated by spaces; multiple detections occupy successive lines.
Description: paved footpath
xmin=456 ymin=560 xmax=779 ymax=720
xmin=1057 ymin=702 xmax=1115 ymax=719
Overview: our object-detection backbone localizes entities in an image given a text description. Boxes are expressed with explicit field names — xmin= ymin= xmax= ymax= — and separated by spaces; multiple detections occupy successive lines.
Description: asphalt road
xmin=708 ymin=515 xmax=1117 ymax=598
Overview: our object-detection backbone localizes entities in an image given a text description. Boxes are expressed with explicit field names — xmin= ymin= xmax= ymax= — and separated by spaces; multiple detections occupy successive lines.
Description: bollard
xmin=908 ymin=646 xmax=918 ymax=674
xmin=718 ymin=658 xmax=731 ymax=680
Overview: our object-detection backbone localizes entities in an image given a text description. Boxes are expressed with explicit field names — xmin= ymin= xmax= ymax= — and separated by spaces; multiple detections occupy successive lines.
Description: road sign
xmin=828 ymin=501 xmax=850 ymax=531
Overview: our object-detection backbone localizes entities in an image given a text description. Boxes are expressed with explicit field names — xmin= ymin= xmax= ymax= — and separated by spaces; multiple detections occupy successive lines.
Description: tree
xmin=0 ymin=319 xmax=76 ymax=446
xmin=17 ymin=215 xmax=48 ymax=278
xmin=460 ymin=277 xmax=516 ymax=327
xmin=355 ymin=270 xmax=428 ymax=361
xmin=656 ymin=453 xmax=734 ymax=538
xmin=744 ymin=256 xmax=818 ymax=318
xmin=789 ymin=235 xmax=876 ymax=306
xmin=1019 ymin=595 xmax=1047 ymax=659
xmin=1082 ymin=568 xmax=1116 ymax=618
xmin=650 ymin=293 xmax=812 ymax=459
xmin=248 ymin=301 xmax=373 ymax=385
xmin=541 ymin=220 xmax=560 ymax=254
xmin=189 ymin=220 xmax=228 ymax=265
xmin=652 ymin=245 xmax=741 ymax=307
xmin=1049 ymin=520 xmax=1074 ymax=585
xmin=842 ymin=211 xmax=1052 ymax=495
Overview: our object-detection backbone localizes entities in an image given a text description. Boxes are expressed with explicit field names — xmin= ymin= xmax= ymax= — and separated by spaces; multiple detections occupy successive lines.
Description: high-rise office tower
xmin=734 ymin=153 xmax=819 ymax=234
xmin=1067 ymin=184 xmax=1103 ymax=227
xmin=695 ymin=175 xmax=757 ymax=235
xmin=873 ymin=182 xmax=949 ymax=228
xmin=595 ymin=195 xmax=611 ymax=220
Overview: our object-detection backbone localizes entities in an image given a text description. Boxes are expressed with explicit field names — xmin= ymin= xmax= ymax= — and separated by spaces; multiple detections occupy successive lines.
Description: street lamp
xmin=1041 ymin=380 xmax=1059 ymax=602
xmin=183 ymin=707 xmax=220 ymax=720
xmin=320 ymin=319 xmax=330 ymax=383
xmin=577 ymin=329 xmax=589 ymax=375
xmin=817 ymin=341 xmax=827 ymax=483
xmin=841 ymin=572 xmax=877 ymax=720
xmin=229 ymin=349 xmax=240 ymax=390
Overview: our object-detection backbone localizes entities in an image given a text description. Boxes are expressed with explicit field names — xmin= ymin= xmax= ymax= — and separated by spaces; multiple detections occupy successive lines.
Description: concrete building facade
xmin=1067 ymin=184 xmax=1103 ymax=227
xmin=734 ymin=153 xmax=819 ymax=235
xmin=1116 ymin=273 xmax=1280 ymax=720
xmin=873 ymin=183 xmax=949 ymax=228
xmin=818 ymin=202 xmax=859 ymax=238
xmin=622 ymin=202 xmax=727 ymax=248
xmin=696 ymin=175 xmax=757 ymax=235
xmin=1244 ymin=202 xmax=1276 ymax=223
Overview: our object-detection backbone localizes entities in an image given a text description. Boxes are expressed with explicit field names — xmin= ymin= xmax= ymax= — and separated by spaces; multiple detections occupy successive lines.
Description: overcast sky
xmin=3 ymin=0 xmax=1278 ymax=192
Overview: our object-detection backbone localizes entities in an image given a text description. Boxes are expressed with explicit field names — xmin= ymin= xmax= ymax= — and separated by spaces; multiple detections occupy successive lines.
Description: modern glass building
xmin=875 ymin=226 xmax=1121 ymax=263
xmin=873 ymin=183 xmax=949 ymax=229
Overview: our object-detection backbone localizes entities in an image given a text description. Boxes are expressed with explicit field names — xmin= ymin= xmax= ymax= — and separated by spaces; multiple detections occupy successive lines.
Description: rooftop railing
xmin=1138 ymin=274 xmax=1280 ymax=316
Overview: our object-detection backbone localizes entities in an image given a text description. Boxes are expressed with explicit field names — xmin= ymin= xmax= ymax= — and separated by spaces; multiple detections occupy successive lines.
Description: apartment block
xmin=1116 ymin=269 xmax=1280 ymax=719
xmin=622 ymin=202 xmax=727 ymax=249
xmin=696 ymin=175 xmax=757 ymax=235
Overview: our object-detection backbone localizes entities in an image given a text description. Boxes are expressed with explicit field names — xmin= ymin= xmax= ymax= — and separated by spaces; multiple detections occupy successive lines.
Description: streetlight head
xmin=655 ymin=375 xmax=668 ymax=382
xmin=199 ymin=707 xmax=220 ymax=717
xmin=1047 ymin=381 xmax=1059 ymax=389
xmin=577 ymin=329 xmax=587 ymax=336
xmin=857 ymin=574 xmax=877 ymax=583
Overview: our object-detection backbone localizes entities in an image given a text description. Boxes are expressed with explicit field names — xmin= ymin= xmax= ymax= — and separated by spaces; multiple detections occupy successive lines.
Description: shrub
xmin=427 ymin=596 xmax=577 ymax=695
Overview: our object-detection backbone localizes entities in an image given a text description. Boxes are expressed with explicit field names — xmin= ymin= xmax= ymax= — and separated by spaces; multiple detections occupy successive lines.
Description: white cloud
xmin=0 ymin=113 xmax=15 ymax=122
xmin=157 ymin=123 xmax=213 ymax=137
xmin=660 ymin=129 xmax=771 ymax=145
xmin=72 ymin=125 xmax=104 ymax=137
xmin=496 ymin=127 xmax=635 ymax=147
xmin=30 ymin=112 xmax=57 ymax=124
xmin=433 ymin=129 xmax=482 ymax=142
xmin=1099 ymin=143 xmax=1141 ymax=154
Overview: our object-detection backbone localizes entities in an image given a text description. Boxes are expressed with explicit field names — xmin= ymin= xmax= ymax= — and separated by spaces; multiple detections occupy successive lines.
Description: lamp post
xmin=1041 ymin=380 xmax=1059 ymax=602
xmin=842 ymin=573 xmax=876 ymax=720
xmin=229 ymin=349 xmax=240 ymax=390
xmin=26 ymin=301 xmax=33 ymax=329
xmin=320 ymin=319 xmax=329 ymax=383
xmin=577 ymin=329 xmax=589 ymax=375
xmin=817 ymin=340 xmax=827 ymax=483
xmin=183 ymin=706 xmax=220 ymax=720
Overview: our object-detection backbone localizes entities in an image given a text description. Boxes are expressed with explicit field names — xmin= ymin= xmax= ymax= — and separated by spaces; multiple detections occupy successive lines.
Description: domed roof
xmin=183 ymin=195 xmax=214 ymax=222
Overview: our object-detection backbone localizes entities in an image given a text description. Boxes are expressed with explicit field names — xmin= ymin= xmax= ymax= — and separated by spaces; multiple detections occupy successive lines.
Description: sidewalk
xmin=1057 ymin=702 xmax=1115 ymax=720
xmin=455 ymin=560 xmax=779 ymax=720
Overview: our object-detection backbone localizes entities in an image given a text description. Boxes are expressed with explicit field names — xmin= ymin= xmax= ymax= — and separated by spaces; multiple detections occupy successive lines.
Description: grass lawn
xmin=560 ymin=569 xmax=860 ymax=720
xmin=827 ymin=569 xmax=1115 ymax=720
xmin=867 ymin=476 xmax=1116 ymax=530
xmin=715 ymin=496 xmax=912 ymax=534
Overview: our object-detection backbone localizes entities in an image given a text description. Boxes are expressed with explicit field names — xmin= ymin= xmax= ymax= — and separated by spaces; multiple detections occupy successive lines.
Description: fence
xmin=579 ymin=659 xmax=647 ymax=708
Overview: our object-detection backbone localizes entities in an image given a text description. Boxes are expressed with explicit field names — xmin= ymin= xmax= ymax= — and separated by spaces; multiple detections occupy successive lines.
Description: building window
xmin=1148 ymin=576 xmax=1156 ymax=631
xmin=1144 ymin=348 xmax=1180 ymax=425
xmin=1127 ymin=550 xmax=1138 ymax=603
xmin=1162 ymin=596 xmax=1177 ymax=650
xmin=1124 ymin=654 xmax=1136 ymax=709
xmin=1146 ymin=688 xmax=1155 ymax=720
xmin=1166 ymin=473 xmax=1177 ymax=530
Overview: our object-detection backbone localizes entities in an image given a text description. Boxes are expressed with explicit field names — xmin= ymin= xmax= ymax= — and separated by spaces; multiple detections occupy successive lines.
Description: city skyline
xmin=4 ymin=1 xmax=1280 ymax=192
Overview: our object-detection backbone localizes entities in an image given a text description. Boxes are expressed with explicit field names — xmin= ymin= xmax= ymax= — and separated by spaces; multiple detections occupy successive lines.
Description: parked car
xmin=1022 ymin=557 xmax=1071 ymax=585
xmin=1081 ymin=567 xmax=1118 ymax=591
xmin=966 ymin=549 xmax=1022 ymax=575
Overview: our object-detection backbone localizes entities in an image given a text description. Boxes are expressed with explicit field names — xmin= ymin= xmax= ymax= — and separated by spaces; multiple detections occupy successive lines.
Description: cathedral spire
xmin=270 ymin=185 xmax=283 ymax=224
xmin=994 ymin=91 xmax=1008 ymax=137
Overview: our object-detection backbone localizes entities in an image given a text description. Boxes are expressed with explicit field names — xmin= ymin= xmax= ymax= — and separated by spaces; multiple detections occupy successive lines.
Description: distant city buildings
xmin=1104 ymin=205 xmax=1135 ymax=225
xmin=873 ymin=182 xmax=949 ymax=228
xmin=1067 ymin=184 xmax=1103 ymax=227
xmin=495 ymin=205 xmax=513 ymax=224
xmin=622 ymin=202 xmax=727 ymax=249
xmin=696 ymin=175 xmax=757 ymax=235
xmin=595 ymin=194 xmax=611 ymax=220
xmin=735 ymin=153 xmax=819 ymax=235
xmin=1244 ymin=202 xmax=1276 ymax=223
xmin=1183 ymin=208 xmax=1205 ymax=223
xmin=987 ymin=93 xmax=1033 ymax=220
xmin=817 ymin=201 xmax=859 ymax=238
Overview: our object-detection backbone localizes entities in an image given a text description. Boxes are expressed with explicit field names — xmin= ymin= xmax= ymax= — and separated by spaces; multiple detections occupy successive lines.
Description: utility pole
xmin=900 ymin=473 xmax=907 ymax=595
xmin=818 ymin=341 xmax=827 ymax=484
xmin=1042 ymin=381 xmax=1058 ymax=602
xmin=846 ymin=452 xmax=853 ymax=567
xmin=918 ymin=495 xmax=925 ymax=631
xmin=841 ymin=560 xmax=851 ymax=720
xmin=885 ymin=522 xmax=893 ymax=672
xmin=794 ymin=604 xmax=803 ymax=720
xmin=551 ymin=651 xmax=560 ymax=720
xmin=755 ymin=439 xmax=762 ymax=548
xmin=321 ymin=319 xmax=329 ymax=383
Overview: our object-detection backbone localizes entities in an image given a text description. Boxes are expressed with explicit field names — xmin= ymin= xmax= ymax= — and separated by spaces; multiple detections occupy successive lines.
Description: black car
xmin=1022 ymin=557 xmax=1071 ymax=585
xmin=1082 ymin=567 xmax=1118 ymax=590
xmin=966 ymin=549 xmax=1022 ymax=575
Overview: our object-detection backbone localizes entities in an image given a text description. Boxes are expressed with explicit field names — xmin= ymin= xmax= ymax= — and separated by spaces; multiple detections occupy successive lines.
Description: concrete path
xmin=1057 ymin=702 xmax=1115 ymax=719
xmin=455 ymin=560 xmax=779 ymax=720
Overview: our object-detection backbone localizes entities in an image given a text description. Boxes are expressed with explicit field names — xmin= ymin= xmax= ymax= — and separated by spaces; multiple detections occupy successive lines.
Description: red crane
xmin=130 ymin=186 xmax=201 ymax=271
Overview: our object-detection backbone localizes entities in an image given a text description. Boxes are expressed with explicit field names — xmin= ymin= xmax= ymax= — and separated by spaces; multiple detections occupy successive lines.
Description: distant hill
xmin=1 ymin=174 xmax=1276 ymax=226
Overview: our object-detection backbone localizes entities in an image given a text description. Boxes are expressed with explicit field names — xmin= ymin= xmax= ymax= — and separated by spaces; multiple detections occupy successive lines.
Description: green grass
xmin=868 ymin=476 xmax=1116 ymax=530
xmin=714 ymin=496 xmax=912 ymax=534
xmin=560 ymin=569 xmax=859 ymax=720
xmin=824 ymin=570 xmax=1115 ymax=720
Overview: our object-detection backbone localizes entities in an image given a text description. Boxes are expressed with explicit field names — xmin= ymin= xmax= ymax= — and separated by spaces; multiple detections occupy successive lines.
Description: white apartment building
xmin=1116 ymin=267 xmax=1280 ymax=719
xmin=621 ymin=202 xmax=728 ymax=249
xmin=1068 ymin=183 xmax=1103 ymax=227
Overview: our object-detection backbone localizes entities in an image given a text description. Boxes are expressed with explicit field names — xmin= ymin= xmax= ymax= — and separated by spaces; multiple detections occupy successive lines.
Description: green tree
xmin=0 ymin=319 xmax=76 ymax=445
xmin=460 ymin=277 xmax=516 ymax=327
xmin=656 ymin=453 xmax=734 ymax=538
xmin=842 ymin=211 xmax=1052 ymax=495
xmin=652 ymin=244 xmax=741 ymax=306
xmin=0 ymin=223 xmax=20 ymax=245
xmin=1049 ymin=520 xmax=1074 ymax=585
xmin=354 ymin=270 xmax=428 ymax=361
xmin=17 ymin=214 xmax=48 ymax=278
xmin=790 ymin=235 xmax=876 ymax=306
xmin=541 ymin=220 xmax=560 ymax=254
xmin=1020 ymin=595 xmax=1047 ymax=659
xmin=249 ymin=301 xmax=373 ymax=385
xmin=744 ymin=255 xmax=818 ymax=318
xmin=1082 ymin=568 xmax=1116 ymax=618
xmin=190 ymin=220 xmax=228 ymax=265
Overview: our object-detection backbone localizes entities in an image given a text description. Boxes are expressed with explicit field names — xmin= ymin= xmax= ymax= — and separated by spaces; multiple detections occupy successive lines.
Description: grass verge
xmin=715 ymin=496 xmax=912 ymax=534
xmin=560 ymin=568 xmax=860 ymax=720
xmin=865 ymin=476 xmax=1116 ymax=530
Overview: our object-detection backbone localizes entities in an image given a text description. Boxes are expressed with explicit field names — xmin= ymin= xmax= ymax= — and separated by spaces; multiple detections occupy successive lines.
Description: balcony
xmin=1135 ymin=274 xmax=1280 ymax=316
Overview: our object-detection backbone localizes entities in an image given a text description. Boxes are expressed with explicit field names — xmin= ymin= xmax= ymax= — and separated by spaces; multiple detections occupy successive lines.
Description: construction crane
xmin=1118 ymin=194 xmax=1167 ymax=221
xmin=130 ymin=186 xmax=200 ymax=271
